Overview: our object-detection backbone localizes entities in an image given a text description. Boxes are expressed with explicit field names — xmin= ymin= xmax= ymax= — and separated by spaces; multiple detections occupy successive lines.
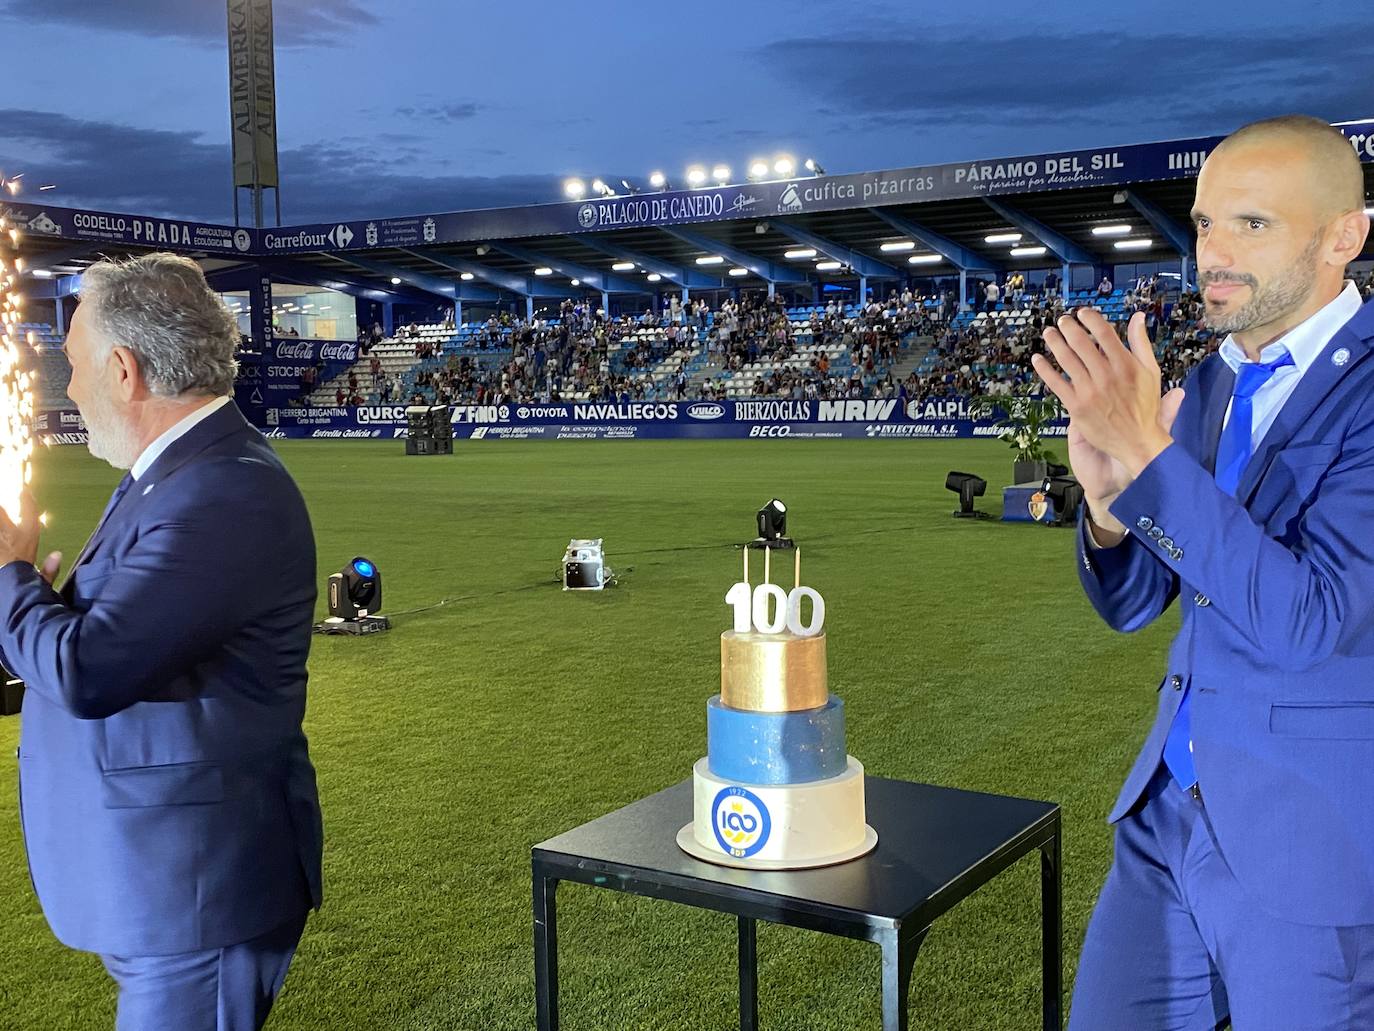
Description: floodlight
xmin=1041 ymin=476 xmax=1085 ymax=527
xmin=945 ymin=471 xmax=989 ymax=519
xmin=314 ymin=556 xmax=391 ymax=635
xmin=757 ymin=499 xmax=787 ymax=541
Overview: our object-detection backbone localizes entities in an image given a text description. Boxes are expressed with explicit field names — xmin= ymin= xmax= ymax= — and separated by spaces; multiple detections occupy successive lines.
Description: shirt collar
xmin=1219 ymin=280 xmax=1362 ymax=374
xmin=130 ymin=395 xmax=232 ymax=481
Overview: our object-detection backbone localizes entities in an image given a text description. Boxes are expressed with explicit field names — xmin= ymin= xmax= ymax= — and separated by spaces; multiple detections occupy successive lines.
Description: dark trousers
xmin=100 ymin=912 xmax=308 ymax=1031
xmin=1070 ymin=766 xmax=1374 ymax=1030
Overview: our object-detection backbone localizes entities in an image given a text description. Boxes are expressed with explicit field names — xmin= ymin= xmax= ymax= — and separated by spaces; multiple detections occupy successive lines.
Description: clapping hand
xmin=1030 ymin=309 xmax=1184 ymax=534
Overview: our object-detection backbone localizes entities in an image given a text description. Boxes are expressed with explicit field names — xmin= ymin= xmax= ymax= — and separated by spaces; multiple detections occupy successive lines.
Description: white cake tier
xmin=687 ymin=756 xmax=870 ymax=866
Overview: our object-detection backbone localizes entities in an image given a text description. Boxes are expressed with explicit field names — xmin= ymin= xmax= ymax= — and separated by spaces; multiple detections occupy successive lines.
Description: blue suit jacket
xmin=4 ymin=401 xmax=323 ymax=955
xmin=1079 ymin=297 xmax=1374 ymax=928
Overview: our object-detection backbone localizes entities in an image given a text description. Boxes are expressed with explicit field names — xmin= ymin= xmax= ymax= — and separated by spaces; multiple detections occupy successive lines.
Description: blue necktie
xmin=60 ymin=473 xmax=133 ymax=590
xmin=1163 ymin=348 xmax=1295 ymax=791
xmin=97 ymin=473 xmax=135 ymax=530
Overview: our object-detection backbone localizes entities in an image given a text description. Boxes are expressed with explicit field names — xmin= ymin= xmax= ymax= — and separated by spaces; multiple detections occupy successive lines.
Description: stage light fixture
xmin=619 ymin=179 xmax=639 ymax=194
xmin=748 ymin=159 xmax=769 ymax=180
xmin=563 ymin=539 xmax=606 ymax=591
xmin=774 ymin=156 xmax=795 ymax=177
xmin=756 ymin=499 xmax=788 ymax=541
xmin=611 ymin=261 xmax=636 ymax=271
xmin=804 ymin=158 xmax=826 ymax=175
xmin=686 ymin=166 xmax=708 ymax=186
xmin=460 ymin=272 xmax=475 ymax=280
xmin=390 ymin=276 xmax=402 ymax=285
xmin=649 ymin=171 xmax=668 ymax=189
xmin=945 ymin=471 xmax=990 ymax=519
xmin=712 ymin=164 xmax=731 ymax=183
xmin=475 ymin=244 xmax=491 ymax=255
xmin=314 ymin=557 xmax=391 ymax=635
xmin=563 ymin=178 xmax=586 ymax=199
xmin=1041 ymin=476 xmax=1085 ymax=527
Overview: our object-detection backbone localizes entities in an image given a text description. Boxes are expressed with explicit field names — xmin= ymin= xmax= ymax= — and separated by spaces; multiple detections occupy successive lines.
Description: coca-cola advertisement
xmin=251 ymin=339 xmax=360 ymax=406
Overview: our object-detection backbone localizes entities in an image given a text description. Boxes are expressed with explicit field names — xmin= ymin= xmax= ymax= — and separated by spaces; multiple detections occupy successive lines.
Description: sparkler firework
xmin=0 ymin=175 xmax=37 ymax=526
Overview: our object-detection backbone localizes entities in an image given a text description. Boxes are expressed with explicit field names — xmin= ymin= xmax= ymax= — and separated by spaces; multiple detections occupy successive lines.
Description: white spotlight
xmin=534 ymin=267 xmax=554 ymax=276
xmin=390 ymin=276 xmax=402 ymax=285
xmin=1091 ymin=224 xmax=1133 ymax=237
xmin=984 ymin=232 xmax=1022 ymax=244
xmin=907 ymin=254 xmax=942 ymax=264
xmin=728 ymin=267 xmax=749 ymax=277
xmin=647 ymin=273 xmax=663 ymax=282
xmin=712 ymin=164 xmax=731 ymax=183
xmin=564 ymin=178 xmax=586 ymax=199
xmin=774 ymin=156 xmax=795 ymax=177
xmin=611 ymin=261 xmax=636 ymax=271
xmin=880 ymin=241 xmax=915 ymax=252
xmin=748 ymin=159 xmax=769 ymax=180
xmin=815 ymin=260 xmax=842 ymax=271
xmin=649 ymin=171 xmax=667 ymax=189
xmin=686 ymin=166 xmax=707 ymax=186
xmin=784 ymin=248 xmax=816 ymax=260
xmin=460 ymin=272 xmax=475 ymax=281
xmin=695 ymin=255 xmax=725 ymax=265
xmin=1114 ymin=239 xmax=1154 ymax=250
xmin=1010 ymin=246 xmax=1047 ymax=257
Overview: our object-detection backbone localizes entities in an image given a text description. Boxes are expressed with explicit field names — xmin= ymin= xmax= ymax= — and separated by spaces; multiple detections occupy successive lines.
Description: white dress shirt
xmin=130 ymin=395 xmax=232 ymax=482
xmin=1217 ymin=280 xmax=1362 ymax=451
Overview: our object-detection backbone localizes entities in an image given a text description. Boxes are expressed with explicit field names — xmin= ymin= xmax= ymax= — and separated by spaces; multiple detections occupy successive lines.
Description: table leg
xmin=1042 ymin=829 xmax=1063 ymax=1030
xmin=534 ymin=871 xmax=560 ymax=1031
xmin=880 ymin=926 xmax=928 ymax=1031
xmin=738 ymin=915 xmax=758 ymax=1031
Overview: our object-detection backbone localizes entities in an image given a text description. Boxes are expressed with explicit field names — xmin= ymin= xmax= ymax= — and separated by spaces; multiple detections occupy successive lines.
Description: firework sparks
xmin=0 ymin=175 xmax=36 ymax=526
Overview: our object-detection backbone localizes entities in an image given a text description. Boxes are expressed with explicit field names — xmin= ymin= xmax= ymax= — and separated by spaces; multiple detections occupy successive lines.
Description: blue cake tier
xmin=706 ymin=694 xmax=847 ymax=785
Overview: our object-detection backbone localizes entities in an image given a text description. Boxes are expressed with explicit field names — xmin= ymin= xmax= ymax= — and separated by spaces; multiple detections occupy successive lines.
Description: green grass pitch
xmin=0 ymin=439 xmax=1176 ymax=1029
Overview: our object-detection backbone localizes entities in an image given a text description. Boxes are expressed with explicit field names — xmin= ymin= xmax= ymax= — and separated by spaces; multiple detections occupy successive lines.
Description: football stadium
xmin=4 ymin=3 xmax=1374 ymax=1030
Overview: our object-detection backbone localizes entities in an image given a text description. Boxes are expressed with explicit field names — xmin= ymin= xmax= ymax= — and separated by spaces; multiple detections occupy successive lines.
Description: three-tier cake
xmin=676 ymin=550 xmax=877 ymax=869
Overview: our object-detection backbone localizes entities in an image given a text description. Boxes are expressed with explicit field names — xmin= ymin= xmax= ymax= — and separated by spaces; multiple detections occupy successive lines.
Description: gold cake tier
xmin=720 ymin=630 xmax=828 ymax=713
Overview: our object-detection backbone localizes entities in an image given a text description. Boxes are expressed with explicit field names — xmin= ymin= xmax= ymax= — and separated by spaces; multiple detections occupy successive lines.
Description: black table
xmin=532 ymin=775 xmax=1061 ymax=1030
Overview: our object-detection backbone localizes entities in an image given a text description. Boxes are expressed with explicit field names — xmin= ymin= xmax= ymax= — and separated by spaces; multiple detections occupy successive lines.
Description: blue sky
xmin=0 ymin=0 xmax=1366 ymax=225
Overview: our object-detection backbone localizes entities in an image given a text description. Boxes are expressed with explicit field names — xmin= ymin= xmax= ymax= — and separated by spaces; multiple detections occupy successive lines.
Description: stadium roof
xmin=9 ymin=120 xmax=1374 ymax=303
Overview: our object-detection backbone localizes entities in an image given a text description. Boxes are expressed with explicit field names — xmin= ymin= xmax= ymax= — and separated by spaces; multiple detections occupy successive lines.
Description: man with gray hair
xmin=0 ymin=253 xmax=323 ymax=1030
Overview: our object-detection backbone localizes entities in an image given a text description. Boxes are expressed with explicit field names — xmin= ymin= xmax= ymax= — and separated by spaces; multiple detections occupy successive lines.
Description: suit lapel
xmin=62 ymin=402 xmax=249 ymax=580
xmin=1235 ymin=305 xmax=1374 ymax=504
xmin=1192 ymin=354 xmax=1234 ymax=477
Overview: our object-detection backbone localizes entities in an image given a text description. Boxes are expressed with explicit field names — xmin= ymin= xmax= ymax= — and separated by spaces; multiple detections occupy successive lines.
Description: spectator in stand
xmin=335 ymin=387 xmax=345 ymax=406
xmin=1043 ymin=269 xmax=1060 ymax=298
xmin=984 ymin=280 xmax=1001 ymax=312
xmin=1097 ymin=275 xmax=1113 ymax=298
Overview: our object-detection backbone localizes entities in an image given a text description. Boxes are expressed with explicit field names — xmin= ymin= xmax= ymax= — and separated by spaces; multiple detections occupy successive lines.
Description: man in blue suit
xmin=1031 ymin=115 xmax=1374 ymax=1028
xmin=0 ymin=253 xmax=323 ymax=1030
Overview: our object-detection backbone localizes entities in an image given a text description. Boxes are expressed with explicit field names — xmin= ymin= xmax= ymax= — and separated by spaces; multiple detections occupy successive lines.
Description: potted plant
xmin=968 ymin=392 xmax=1064 ymax=484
